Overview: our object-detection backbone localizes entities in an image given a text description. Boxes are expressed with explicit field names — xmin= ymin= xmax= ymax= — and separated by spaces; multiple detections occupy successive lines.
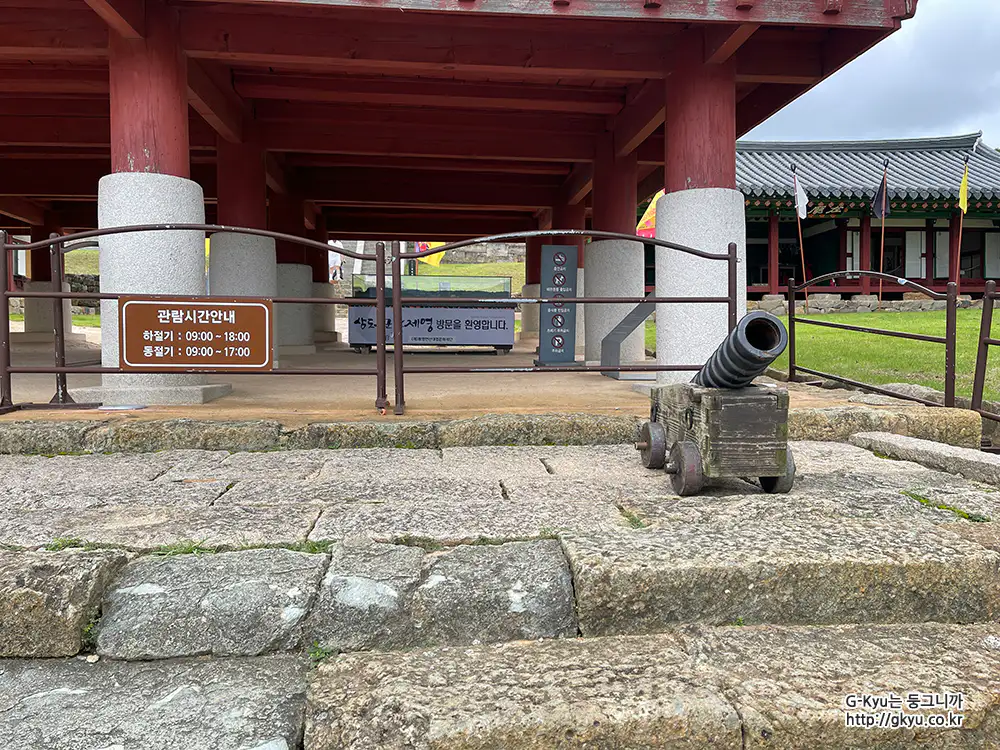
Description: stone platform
xmin=3 ymin=436 xmax=1000 ymax=747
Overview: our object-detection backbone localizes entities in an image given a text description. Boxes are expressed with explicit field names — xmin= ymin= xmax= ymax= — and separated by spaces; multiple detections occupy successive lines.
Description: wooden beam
xmin=325 ymin=209 xmax=535 ymax=239
xmin=705 ymin=23 xmax=760 ymax=65
xmin=235 ymin=73 xmax=623 ymax=115
xmin=293 ymin=169 xmax=560 ymax=212
xmin=84 ymin=0 xmax=144 ymax=40
xmin=0 ymin=9 xmax=108 ymax=61
xmin=187 ymin=59 xmax=244 ymax=143
xmin=0 ymin=160 xmax=217 ymax=199
xmin=264 ymin=153 xmax=287 ymax=195
xmin=637 ymin=165 xmax=663 ymax=202
xmin=0 ymin=114 xmax=218 ymax=149
xmin=260 ymin=121 xmax=596 ymax=163
xmin=735 ymin=83 xmax=809 ymax=136
xmin=174 ymin=0 xmax=907 ymax=28
xmin=559 ymin=163 xmax=594 ymax=206
xmin=0 ymin=197 xmax=46 ymax=226
xmin=0 ymin=66 xmax=109 ymax=96
xmin=180 ymin=9 xmax=670 ymax=81
xmin=733 ymin=40 xmax=823 ymax=85
xmin=283 ymin=154 xmax=570 ymax=176
xmin=612 ymin=80 xmax=664 ymax=157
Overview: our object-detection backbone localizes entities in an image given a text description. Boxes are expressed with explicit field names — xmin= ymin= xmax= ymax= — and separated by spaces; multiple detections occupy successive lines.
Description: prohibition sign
xmin=551 ymin=335 xmax=565 ymax=349
xmin=553 ymin=251 xmax=567 ymax=266
xmin=551 ymin=314 xmax=565 ymax=328
xmin=552 ymin=273 xmax=566 ymax=287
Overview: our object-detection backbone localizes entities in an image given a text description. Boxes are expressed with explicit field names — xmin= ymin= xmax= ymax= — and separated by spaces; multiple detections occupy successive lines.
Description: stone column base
xmin=312 ymin=281 xmax=339 ymax=343
xmin=277 ymin=264 xmax=316 ymax=356
xmin=583 ymin=239 xmax=645 ymax=364
xmin=519 ymin=283 xmax=540 ymax=341
xmin=70 ymin=382 xmax=232 ymax=406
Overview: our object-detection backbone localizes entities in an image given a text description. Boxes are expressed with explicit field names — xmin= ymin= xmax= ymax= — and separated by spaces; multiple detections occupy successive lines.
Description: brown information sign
xmin=119 ymin=297 xmax=273 ymax=371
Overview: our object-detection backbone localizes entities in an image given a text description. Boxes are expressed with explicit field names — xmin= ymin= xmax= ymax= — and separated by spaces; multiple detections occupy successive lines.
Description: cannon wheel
xmin=668 ymin=441 xmax=704 ymax=496
xmin=638 ymin=421 xmax=667 ymax=469
xmin=760 ymin=448 xmax=796 ymax=494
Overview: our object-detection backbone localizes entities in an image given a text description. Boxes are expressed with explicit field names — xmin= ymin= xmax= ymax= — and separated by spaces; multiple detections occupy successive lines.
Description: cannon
xmin=637 ymin=311 xmax=795 ymax=496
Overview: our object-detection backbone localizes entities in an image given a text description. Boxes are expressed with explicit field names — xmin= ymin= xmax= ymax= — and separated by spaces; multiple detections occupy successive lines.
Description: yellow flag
xmin=958 ymin=162 xmax=970 ymax=214
xmin=416 ymin=241 xmax=446 ymax=266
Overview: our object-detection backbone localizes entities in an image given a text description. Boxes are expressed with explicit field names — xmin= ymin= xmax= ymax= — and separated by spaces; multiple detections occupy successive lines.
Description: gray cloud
xmin=746 ymin=0 xmax=1000 ymax=147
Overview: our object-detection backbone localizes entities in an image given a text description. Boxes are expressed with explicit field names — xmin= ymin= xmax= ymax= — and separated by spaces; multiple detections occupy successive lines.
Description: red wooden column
xmin=29 ymin=213 xmax=63 ymax=282
xmin=665 ymin=35 xmax=737 ymax=193
xmin=269 ymin=192 xmax=307 ymax=265
xmin=217 ymin=136 xmax=267 ymax=230
xmin=859 ymin=214 xmax=872 ymax=294
xmin=837 ymin=220 xmax=848 ymax=274
xmin=925 ymin=218 xmax=936 ymax=283
xmin=592 ymin=135 xmax=638 ymax=235
xmin=108 ymin=0 xmax=189 ymax=177
xmin=525 ymin=236 xmax=543 ymax=286
xmin=308 ymin=211 xmax=330 ymax=283
xmin=767 ymin=211 xmax=780 ymax=294
xmin=552 ymin=202 xmax=586 ymax=267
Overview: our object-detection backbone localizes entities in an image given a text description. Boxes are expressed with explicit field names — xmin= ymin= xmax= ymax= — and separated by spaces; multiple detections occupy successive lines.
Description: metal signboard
xmin=119 ymin=297 xmax=273 ymax=371
xmin=348 ymin=306 xmax=515 ymax=347
xmin=536 ymin=244 xmax=578 ymax=365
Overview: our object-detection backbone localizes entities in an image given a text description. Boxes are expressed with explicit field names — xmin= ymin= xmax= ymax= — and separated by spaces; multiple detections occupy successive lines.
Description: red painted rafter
xmin=187 ymin=59 xmax=245 ymax=143
xmin=173 ymin=0 xmax=906 ymax=28
xmin=0 ymin=197 xmax=47 ymax=226
xmin=0 ymin=67 xmax=109 ymax=96
xmin=705 ymin=23 xmax=760 ymax=65
xmin=0 ymin=9 xmax=108 ymax=61
xmin=0 ymin=160 xmax=217 ymax=199
xmin=325 ymin=208 xmax=535 ymax=240
xmin=84 ymin=0 xmax=145 ymax=40
xmin=235 ymin=73 xmax=624 ymax=115
xmin=612 ymin=80 xmax=664 ymax=158
xmin=283 ymin=154 xmax=570 ymax=176
xmin=559 ymin=163 xmax=594 ymax=207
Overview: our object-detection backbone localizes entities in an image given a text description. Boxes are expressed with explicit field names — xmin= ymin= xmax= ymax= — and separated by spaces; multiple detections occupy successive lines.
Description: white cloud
xmin=746 ymin=0 xmax=1000 ymax=146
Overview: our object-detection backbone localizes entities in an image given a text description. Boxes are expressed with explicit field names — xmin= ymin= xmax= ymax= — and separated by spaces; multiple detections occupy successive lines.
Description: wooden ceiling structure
xmin=0 ymin=0 xmax=917 ymax=238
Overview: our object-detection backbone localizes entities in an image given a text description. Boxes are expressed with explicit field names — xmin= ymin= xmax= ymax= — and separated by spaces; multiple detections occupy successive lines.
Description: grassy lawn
xmin=645 ymin=309 xmax=999 ymax=401
xmin=9 ymin=313 xmax=101 ymax=328
xmin=422 ymin=262 xmax=525 ymax=295
xmin=64 ymin=248 xmax=99 ymax=275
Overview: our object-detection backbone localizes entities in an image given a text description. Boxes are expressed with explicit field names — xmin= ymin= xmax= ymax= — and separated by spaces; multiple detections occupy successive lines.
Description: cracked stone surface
xmin=851 ymin=431 xmax=1000 ymax=487
xmin=304 ymin=538 xmax=576 ymax=653
xmin=306 ymin=623 xmax=1000 ymax=749
xmin=0 ymin=549 xmax=129 ymax=657
xmin=0 ymin=654 xmax=308 ymax=750
xmin=219 ymin=477 xmax=502 ymax=507
xmin=97 ymin=549 xmax=328 ymax=659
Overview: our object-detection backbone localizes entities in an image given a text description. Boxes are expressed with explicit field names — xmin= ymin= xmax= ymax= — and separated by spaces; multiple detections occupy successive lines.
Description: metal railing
xmin=787 ymin=271 xmax=958 ymax=408
xmin=972 ymin=280 xmax=999 ymax=423
xmin=1 ymin=225 xmax=740 ymax=416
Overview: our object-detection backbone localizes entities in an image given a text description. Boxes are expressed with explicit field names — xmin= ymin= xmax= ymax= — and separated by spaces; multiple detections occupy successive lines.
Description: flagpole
xmin=877 ymin=160 xmax=888 ymax=309
xmin=792 ymin=164 xmax=809 ymax=312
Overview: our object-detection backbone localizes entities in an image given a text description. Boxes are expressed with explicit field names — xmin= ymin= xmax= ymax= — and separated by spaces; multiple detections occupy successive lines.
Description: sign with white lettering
xmin=536 ymin=245 xmax=578 ymax=365
xmin=119 ymin=297 xmax=273 ymax=371
xmin=348 ymin=306 xmax=515 ymax=347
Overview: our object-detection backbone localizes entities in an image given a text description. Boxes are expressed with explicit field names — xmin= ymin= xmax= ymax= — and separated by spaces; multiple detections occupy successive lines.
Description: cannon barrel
xmin=692 ymin=311 xmax=788 ymax=389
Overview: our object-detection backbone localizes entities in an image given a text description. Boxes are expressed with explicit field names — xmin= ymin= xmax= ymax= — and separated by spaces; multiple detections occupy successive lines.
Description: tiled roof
xmin=736 ymin=132 xmax=1000 ymax=202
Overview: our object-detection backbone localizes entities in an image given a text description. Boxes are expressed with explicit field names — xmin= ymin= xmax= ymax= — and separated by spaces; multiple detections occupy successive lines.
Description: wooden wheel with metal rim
xmin=759 ymin=448 xmax=796 ymax=494
xmin=636 ymin=421 xmax=667 ymax=469
xmin=667 ymin=441 xmax=704 ymax=496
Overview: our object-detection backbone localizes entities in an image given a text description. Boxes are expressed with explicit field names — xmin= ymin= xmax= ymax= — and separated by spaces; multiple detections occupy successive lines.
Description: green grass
xmin=9 ymin=313 xmax=101 ymax=328
xmin=64 ymin=248 xmax=99 ymax=275
xmin=423 ymin=262 xmax=525 ymax=296
xmin=644 ymin=309 xmax=999 ymax=401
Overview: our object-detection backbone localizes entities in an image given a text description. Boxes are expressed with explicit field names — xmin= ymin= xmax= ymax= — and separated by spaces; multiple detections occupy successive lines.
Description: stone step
xmin=306 ymin=623 xmax=1000 ymax=749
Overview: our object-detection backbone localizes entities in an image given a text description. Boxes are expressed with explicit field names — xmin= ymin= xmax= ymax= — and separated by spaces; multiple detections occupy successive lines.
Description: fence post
xmin=49 ymin=234 xmax=74 ymax=405
xmin=391 ymin=241 xmax=405 ymax=415
xmin=786 ymin=277 xmax=796 ymax=381
xmin=727 ymin=242 xmax=738 ymax=332
xmin=0 ymin=231 xmax=12 ymax=412
xmin=374 ymin=241 xmax=388 ymax=414
xmin=944 ymin=282 xmax=958 ymax=408
xmin=972 ymin=280 xmax=996 ymax=414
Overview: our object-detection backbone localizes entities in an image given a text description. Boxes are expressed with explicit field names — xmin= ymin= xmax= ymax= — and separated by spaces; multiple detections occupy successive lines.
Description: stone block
xmin=437 ymin=412 xmax=641 ymax=447
xmin=0 ymin=420 xmax=106 ymax=455
xmin=0 ymin=549 xmax=129 ymax=657
xmin=305 ymin=632 xmax=741 ymax=749
xmin=0 ymin=504 xmax=322 ymax=552
xmin=439 ymin=446 xmax=552 ymax=480
xmin=86 ymin=419 xmax=283 ymax=453
xmin=315 ymin=448 xmax=445 ymax=481
xmin=0 ymin=655 xmax=307 ymax=750
xmin=850 ymin=432 xmax=1000 ymax=487
xmin=221 ymin=477 xmax=499 ymax=507
xmin=283 ymin=421 xmax=439 ymax=449
xmin=158 ymin=448 xmax=332 ymax=482
xmin=97 ymin=548 xmax=327 ymax=659
xmin=789 ymin=405 xmax=981 ymax=448
xmin=564 ymin=504 xmax=1000 ymax=634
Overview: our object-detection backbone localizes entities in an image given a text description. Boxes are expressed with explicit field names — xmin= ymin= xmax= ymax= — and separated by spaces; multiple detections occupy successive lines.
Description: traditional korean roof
xmin=736 ymin=132 xmax=1000 ymax=203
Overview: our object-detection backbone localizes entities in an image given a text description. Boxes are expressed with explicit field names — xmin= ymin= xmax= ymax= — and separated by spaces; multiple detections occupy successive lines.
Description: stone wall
xmin=67 ymin=274 xmax=100 ymax=311
xmin=441 ymin=242 xmax=525 ymax=264
xmin=751 ymin=293 xmax=981 ymax=316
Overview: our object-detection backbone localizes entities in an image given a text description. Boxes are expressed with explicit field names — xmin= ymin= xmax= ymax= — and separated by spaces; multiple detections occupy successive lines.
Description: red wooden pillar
xmin=269 ymin=191 xmax=306 ymax=265
xmin=665 ymin=35 xmax=737 ymax=193
xmin=592 ymin=134 xmax=638 ymax=234
xmin=925 ymin=218 xmax=936 ymax=283
xmin=29 ymin=213 xmax=63 ymax=282
xmin=108 ymin=0 xmax=189 ymax=177
xmin=837 ymin=220 xmax=848 ymax=273
xmin=308 ymin=211 xmax=329 ymax=283
xmin=217 ymin=135 xmax=267 ymax=230
xmin=859 ymin=214 xmax=872 ymax=294
xmin=525 ymin=236 xmax=543 ymax=286
xmin=949 ymin=210 xmax=962 ymax=290
xmin=767 ymin=211 xmax=780 ymax=294
xmin=552 ymin=202 xmax=586 ymax=267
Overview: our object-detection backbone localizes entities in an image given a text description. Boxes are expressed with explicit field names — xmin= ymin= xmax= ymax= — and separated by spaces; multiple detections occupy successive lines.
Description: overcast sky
xmin=746 ymin=0 xmax=1000 ymax=146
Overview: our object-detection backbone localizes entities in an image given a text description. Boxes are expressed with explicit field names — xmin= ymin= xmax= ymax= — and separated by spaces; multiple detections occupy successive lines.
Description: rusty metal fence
xmin=0 ymin=225 xmax=739 ymax=416
xmin=972 ymin=280 xmax=999 ymax=423
xmin=786 ymin=271 xmax=958 ymax=408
